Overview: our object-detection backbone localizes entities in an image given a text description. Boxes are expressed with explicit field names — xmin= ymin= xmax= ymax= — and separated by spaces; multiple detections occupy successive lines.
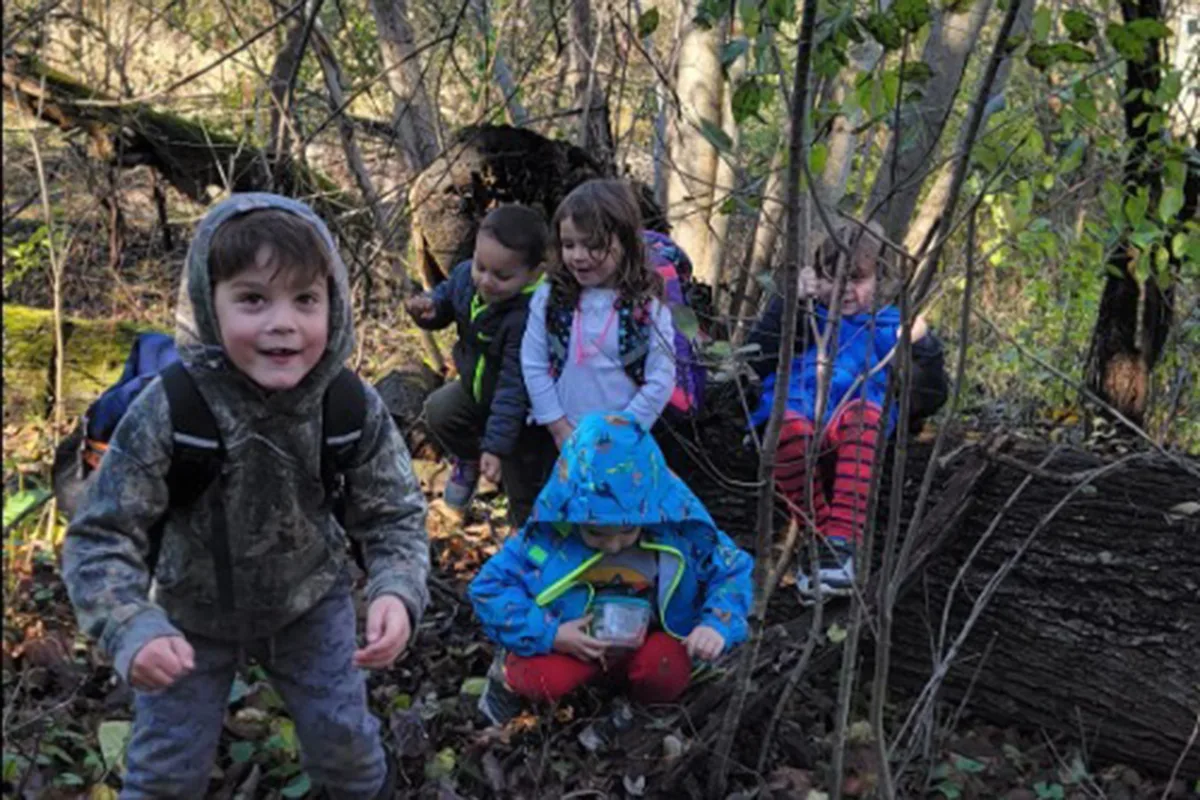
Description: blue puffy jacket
xmin=468 ymin=412 xmax=753 ymax=657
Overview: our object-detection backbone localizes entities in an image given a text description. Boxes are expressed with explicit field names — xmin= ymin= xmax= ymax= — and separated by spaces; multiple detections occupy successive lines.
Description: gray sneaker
xmin=795 ymin=537 xmax=856 ymax=605
xmin=477 ymin=653 xmax=522 ymax=726
xmin=443 ymin=458 xmax=481 ymax=511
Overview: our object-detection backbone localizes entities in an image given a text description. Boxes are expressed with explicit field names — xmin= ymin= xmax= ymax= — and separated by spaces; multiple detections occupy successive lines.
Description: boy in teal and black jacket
xmin=469 ymin=412 xmax=752 ymax=724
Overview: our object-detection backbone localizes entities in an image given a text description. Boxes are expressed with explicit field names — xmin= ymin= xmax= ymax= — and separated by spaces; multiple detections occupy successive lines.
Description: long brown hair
xmin=548 ymin=180 xmax=662 ymax=308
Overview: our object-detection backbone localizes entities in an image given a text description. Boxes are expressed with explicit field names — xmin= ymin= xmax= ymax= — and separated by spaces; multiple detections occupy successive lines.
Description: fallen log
xmin=380 ymin=366 xmax=1200 ymax=778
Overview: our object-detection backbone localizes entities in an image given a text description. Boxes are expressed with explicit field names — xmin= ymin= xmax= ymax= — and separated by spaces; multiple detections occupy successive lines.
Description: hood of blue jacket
xmin=528 ymin=412 xmax=717 ymax=534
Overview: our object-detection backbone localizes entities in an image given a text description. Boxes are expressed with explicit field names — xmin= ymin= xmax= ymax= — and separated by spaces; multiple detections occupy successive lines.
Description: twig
xmin=1161 ymin=712 xmax=1200 ymax=800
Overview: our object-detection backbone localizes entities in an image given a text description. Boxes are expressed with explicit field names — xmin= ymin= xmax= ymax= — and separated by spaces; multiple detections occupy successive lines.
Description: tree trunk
xmin=816 ymin=4 xmax=890 ymax=213
xmin=468 ymin=0 xmax=529 ymax=125
xmin=865 ymin=0 xmax=994 ymax=244
xmin=370 ymin=0 xmax=442 ymax=175
xmin=889 ymin=444 xmax=1200 ymax=777
xmin=566 ymin=0 xmax=614 ymax=166
xmin=667 ymin=0 xmax=723 ymax=285
xmin=1085 ymin=0 xmax=1198 ymax=425
xmin=902 ymin=0 xmax=1032 ymax=256
xmin=709 ymin=28 xmax=745 ymax=298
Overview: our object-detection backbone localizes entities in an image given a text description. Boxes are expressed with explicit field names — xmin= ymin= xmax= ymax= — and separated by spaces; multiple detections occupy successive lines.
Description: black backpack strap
xmin=322 ymin=368 xmax=367 ymax=570
xmin=159 ymin=362 xmax=233 ymax=612
xmin=322 ymin=368 xmax=367 ymax=508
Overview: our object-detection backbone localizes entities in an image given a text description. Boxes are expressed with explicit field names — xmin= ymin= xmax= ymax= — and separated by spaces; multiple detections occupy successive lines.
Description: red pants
xmin=504 ymin=632 xmax=691 ymax=704
xmin=773 ymin=400 xmax=882 ymax=546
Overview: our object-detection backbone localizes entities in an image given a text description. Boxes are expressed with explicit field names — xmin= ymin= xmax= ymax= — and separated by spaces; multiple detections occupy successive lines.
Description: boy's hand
xmin=480 ymin=452 xmax=502 ymax=484
xmin=547 ymin=418 xmax=575 ymax=450
xmin=799 ymin=267 xmax=819 ymax=299
xmin=355 ymin=595 xmax=412 ymax=669
xmin=684 ymin=625 xmax=725 ymax=661
xmin=404 ymin=295 xmax=436 ymax=321
xmin=130 ymin=635 xmax=195 ymax=691
xmin=553 ymin=615 xmax=609 ymax=662
xmin=911 ymin=314 xmax=929 ymax=343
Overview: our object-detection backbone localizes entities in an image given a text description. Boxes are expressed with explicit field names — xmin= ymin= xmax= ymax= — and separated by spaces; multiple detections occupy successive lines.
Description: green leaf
xmin=697 ymin=118 xmax=733 ymax=154
xmin=281 ymin=773 xmax=312 ymax=798
xmin=1159 ymin=187 xmax=1184 ymax=222
xmin=764 ymin=0 xmax=794 ymax=26
xmin=1157 ymin=70 xmax=1183 ymax=105
xmin=937 ymin=781 xmax=963 ymax=799
xmin=808 ymin=141 xmax=829 ymax=176
xmin=826 ymin=623 xmax=848 ymax=643
xmin=731 ymin=78 xmax=769 ymax=124
xmin=893 ymin=0 xmax=930 ymax=32
xmin=228 ymin=676 xmax=251 ymax=705
xmin=1050 ymin=42 xmax=1096 ymax=64
xmin=98 ymin=720 xmax=132 ymax=775
xmin=1025 ymin=43 xmax=1056 ymax=71
xmin=860 ymin=12 xmax=903 ymax=49
xmin=460 ymin=677 xmax=488 ymax=696
xmin=721 ymin=37 xmax=749 ymax=68
xmin=230 ymin=741 xmax=255 ymax=764
xmin=637 ymin=7 xmax=660 ymax=38
xmin=1125 ymin=189 xmax=1149 ymax=225
xmin=1063 ymin=10 xmax=1097 ymax=42
xmin=425 ymin=747 xmax=457 ymax=780
xmin=953 ymin=755 xmax=986 ymax=773
xmin=899 ymin=61 xmax=934 ymax=83
xmin=57 ymin=772 xmax=84 ymax=787
xmin=706 ymin=340 xmax=733 ymax=359
xmin=672 ymin=305 xmax=700 ymax=340
xmin=1127 ymin=18 xmax=1170 ymax=40
xmin=3 ymin=751 xmax=28 ymax=782
xmin=1107 ymin=22 xmax=1149 ymax=63
xmin=3 ymin=487 xmax=51 ymax=532
xmin=1032 ymin=6 xmax=1051 ymax=42
xmin=1171 ymin=232 xmax=1188 ymax=259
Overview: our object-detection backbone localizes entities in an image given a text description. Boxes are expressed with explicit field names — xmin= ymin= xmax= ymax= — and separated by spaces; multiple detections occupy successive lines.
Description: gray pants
xmin=121 ymin=583 xmax=386 ymax=799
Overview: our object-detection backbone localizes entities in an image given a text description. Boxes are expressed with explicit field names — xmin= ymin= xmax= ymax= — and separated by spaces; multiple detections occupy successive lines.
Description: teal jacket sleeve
xmin=694 ymin=528 xmax=754 ymax=651
xmin=468 ymin=531 xmax=561 ymax=656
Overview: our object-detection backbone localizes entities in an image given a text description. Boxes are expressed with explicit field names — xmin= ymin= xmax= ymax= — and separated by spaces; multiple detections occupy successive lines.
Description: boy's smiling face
xmin=213 ymin=245 xmax=329 ymax=391
xmin=580 ymin=524 xmax=642 ymax=554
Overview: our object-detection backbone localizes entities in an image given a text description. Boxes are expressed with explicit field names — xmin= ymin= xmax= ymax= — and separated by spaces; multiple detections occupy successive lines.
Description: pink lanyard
xmin=574 ymin=301 xmax=619 ymax=365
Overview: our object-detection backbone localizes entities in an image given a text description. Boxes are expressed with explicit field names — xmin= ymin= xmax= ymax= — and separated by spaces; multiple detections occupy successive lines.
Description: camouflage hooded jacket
xmin=61 ymin=193 xmax=430 ymax=683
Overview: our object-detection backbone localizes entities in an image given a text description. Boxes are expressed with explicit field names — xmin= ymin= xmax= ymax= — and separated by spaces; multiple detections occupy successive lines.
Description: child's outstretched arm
xmin=341 ymin=386 xmax=431 ymax=657
xmin=405 ymin=262 xmax=464 ymax=330
xmin=521 ymin=285 xmax=571 ymax=439
xmin=62 ymin=383 xmax=189 ymax=687
xmin=468 ymin=531 xmax=562 ymax=657
xmin=624 ymin=299 xmax=677 ymax=428
xmin=691 ymin=526 xmax=754 ymax=653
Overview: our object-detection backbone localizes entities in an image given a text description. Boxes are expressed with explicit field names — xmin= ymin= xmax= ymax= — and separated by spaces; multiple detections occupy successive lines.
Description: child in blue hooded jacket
xmin=468 ymin=412 xmax=752 ymax=724
xmin=747 ymin=219 xmax=937 ymax=603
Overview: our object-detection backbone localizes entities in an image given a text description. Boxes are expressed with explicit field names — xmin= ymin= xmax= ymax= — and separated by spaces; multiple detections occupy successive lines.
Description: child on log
xmin=62 ymin=194 xmax=429 ymax=798
xmin=468 ymin=412 xmax=753 ymax=725
xmin=747 ymin=218 xmax=945 ymax=603
xmin=406 ymin=204 xmax=556 ymax=525
xmin=521 ymin=180 xmax=679 ymax=449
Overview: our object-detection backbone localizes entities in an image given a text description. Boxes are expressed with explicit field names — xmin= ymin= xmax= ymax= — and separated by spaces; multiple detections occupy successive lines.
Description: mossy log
xmin=2 ymin=55 xmax=357 ymax=229
xmin=2 ymin=304 xmax=153 ymax=422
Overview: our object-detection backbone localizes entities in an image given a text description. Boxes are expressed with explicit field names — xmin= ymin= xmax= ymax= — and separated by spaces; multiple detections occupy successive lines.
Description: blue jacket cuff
xmin=108 ymin=608 xmax=183 ymax=684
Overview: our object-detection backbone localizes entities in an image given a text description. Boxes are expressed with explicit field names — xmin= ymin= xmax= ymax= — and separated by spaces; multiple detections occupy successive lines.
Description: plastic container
xmin=591 ymin=595 xmax=652 ymax=649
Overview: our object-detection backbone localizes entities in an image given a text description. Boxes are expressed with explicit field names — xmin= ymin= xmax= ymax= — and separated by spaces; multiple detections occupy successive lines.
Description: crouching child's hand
xmin=355 ymin=595 xmax=412 ymax=669
xmin=480 ymin=452 xmax=502 ymax=484
xmin=130 ymin=635 xmax=195 ymax=691
xmin=404 ymin=295 xmax=437 ymax=322
xmin=684 ymin=625 xmax=725 ymax=662
xmin=553 ymin=615 xmax=609 ymax=663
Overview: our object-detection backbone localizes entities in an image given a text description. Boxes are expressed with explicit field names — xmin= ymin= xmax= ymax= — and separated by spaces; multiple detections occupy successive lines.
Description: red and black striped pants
xmin=773 ymin=400 xmax=883 ymax=546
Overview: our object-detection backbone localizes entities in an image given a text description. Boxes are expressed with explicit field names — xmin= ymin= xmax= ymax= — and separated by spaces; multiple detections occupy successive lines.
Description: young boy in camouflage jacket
xmin=62 ymin=193 xmax=430 ymax=799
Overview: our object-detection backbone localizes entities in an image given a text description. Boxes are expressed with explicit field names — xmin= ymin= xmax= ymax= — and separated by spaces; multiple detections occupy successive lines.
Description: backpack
xmin=545 ymin=230 xmax=707 ymax=418
xmin=60 ymin=332 xmax=367 ymax=601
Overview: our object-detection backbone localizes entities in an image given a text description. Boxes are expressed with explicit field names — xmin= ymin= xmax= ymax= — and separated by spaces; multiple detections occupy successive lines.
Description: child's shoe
xmin=444 ymin=458 xmax=481 ymax=511
xmin=795 ymin=537 xmax=856 ymax=605
xmin=477 ymin=653 xmax=522 ymax=726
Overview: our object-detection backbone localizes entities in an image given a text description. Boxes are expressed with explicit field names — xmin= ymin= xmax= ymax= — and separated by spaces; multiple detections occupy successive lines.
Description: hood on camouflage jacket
xmin=468 ymin=412 xmax=752 ymax=657
xmin=62 ymin=193 xmax=430 ymax=683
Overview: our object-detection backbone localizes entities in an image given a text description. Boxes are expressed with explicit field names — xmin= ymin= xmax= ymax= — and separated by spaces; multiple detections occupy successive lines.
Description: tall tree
xmin=567 ymin=0 xmax=615 ymax=164
xmin=865 ymin=0 xmax=994 ymax=244
xmin=1085 ymin=0 xmax=1199 ymax=423
xmin=371 ymin=0 xmax=442 ymax=174
xmin=666 ymin=0 xmax=724 ymax=285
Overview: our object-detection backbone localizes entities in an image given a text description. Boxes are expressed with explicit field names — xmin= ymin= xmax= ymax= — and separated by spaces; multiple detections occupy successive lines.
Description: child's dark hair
xmin=549 ymin=179 xmax=662 ymax=308
xmin=209 ymin=209 xmax=331 ymax=286
xmin=478 ymin=204 xmax=549 ymax=267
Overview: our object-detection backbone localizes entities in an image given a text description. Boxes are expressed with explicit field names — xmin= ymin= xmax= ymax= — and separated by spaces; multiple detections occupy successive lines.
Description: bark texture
xmin=370 ymin=0 xmax=442 ymax=175
xmin=566 ymin=0 xmax=614 ymax=164
xmin=865 ymin=0 xmax=993 ymax=243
